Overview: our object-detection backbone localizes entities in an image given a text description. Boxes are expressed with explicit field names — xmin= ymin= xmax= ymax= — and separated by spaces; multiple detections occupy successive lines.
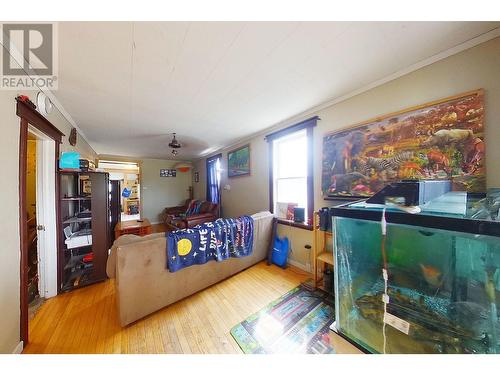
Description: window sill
xmin=277 ymin=218 xmax=313 ymax=231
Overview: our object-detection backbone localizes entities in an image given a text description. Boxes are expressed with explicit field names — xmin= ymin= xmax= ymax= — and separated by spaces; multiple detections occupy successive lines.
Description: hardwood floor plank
xmin=168 ymin=304 xmax=192 ymax=354
xmin=120 ymin=317 xmax=130 ymax=354
xmin=143 ymin=316 xmax=158 ymax=354
xmin=81 ymin=282 xmax=108 ymax=353
xmin=25 ymin=292 xmax=70 ymax=353
xmin=190 ymin=293 xmax=226 ymax=353
xmin=161 ymin=308 xmax=184 ymax=353
xmin=198 ymin=287 xmax=241 ymax=353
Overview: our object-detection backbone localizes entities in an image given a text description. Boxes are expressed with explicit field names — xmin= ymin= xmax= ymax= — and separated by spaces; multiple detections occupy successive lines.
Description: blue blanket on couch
xmin=166 ymin=216 xmax=254 ymax=272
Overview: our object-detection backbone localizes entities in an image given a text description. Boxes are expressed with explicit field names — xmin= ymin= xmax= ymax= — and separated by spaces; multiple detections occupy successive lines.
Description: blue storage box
xmin=59 ymin=151 xmax=81 ymax=169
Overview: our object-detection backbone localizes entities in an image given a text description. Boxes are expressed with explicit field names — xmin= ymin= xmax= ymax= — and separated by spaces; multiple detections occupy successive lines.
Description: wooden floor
xmin=151 ymin=222 xmax=168 ymax=233
xmin=24 ymin=262 xmax=321 ymax=354
xmin=25 ymin=222 xmax=360 ymax=354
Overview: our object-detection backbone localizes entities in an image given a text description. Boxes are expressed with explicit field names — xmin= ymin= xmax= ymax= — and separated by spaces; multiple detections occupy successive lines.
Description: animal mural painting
xmin=322 ymin=90 xmax=486 ymax=198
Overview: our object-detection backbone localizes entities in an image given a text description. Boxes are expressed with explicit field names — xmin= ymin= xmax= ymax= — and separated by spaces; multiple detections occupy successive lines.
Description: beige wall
xmin=193 ymin=140 xmax=269 ymax=218
xmin=97 ymin=155 xmax=193 ymax=223
xmin=193 ymin=37 xmax=500 ymax=271
xmin=0 ymin=85 xmax=97 ymax=353
xmin=140 ymin=159 xmax=192 ymax=223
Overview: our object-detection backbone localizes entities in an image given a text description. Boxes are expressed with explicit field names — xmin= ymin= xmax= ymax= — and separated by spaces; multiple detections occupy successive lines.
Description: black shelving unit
xmin=58 ymin=171 xmax=110 ymax=293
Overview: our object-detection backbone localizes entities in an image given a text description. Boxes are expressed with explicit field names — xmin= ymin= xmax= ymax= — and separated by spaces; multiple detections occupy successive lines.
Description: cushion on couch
xmin=106 ymin=232 xmax=165 ymax=278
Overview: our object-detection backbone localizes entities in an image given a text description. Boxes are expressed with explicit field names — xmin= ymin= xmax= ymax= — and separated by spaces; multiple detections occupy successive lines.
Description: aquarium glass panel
xmin=334 ymin=216 xmax=500 ymax=354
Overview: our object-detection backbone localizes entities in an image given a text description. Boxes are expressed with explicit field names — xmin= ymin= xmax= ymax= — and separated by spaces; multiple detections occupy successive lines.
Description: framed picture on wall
xmin=228 ymin=144 xmax=250 ymax=178
xmin=194 ymin=171 xmax=199 ymax=183
xmin=321 ymin=89 xmax=485 ymax=199
xmin=160 ymin=168 xmax=176 ymax=177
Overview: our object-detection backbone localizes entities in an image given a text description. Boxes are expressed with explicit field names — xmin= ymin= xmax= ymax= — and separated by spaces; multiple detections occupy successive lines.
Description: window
xmin=206 ymin=154 xmax=222 ymax=205
xmin=273 ymin=130 xmax=308 ymax=217
xmin=267 ymin=117 xmax=317 ymax=229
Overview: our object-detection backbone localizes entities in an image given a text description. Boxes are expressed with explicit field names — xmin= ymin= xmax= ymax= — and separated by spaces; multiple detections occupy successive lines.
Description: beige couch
xmin=106 ymin=212 xmax=274 ymax=326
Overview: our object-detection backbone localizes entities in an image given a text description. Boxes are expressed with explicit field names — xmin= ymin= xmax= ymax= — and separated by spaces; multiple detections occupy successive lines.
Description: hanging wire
xmin=381 ymin=208 xmax=389 ymax=354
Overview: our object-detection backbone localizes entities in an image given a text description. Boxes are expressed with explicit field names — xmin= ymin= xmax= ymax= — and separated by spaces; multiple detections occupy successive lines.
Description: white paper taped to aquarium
xmin=384 ymin=312 xmax=410 ymax=335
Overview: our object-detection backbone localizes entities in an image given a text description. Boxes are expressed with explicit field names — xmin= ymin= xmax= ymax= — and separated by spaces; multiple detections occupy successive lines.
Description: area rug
xmin=230 ymin=285 xmax=335 ymax=354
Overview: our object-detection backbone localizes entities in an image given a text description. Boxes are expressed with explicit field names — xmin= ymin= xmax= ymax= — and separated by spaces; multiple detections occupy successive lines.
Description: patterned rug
xmin=230 ymin=285 xmax=336 ymax=354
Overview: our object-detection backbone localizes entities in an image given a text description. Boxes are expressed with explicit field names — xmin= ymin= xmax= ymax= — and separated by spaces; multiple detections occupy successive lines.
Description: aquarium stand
xmin=313 ymin=211 xmax=335 ymax=293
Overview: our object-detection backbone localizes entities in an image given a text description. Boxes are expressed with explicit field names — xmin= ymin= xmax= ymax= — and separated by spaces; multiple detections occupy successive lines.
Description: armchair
xmin=163 ymin=199 xmax=191 ymax=217
xmin=162 ymin=200 xmax=219 ymax=230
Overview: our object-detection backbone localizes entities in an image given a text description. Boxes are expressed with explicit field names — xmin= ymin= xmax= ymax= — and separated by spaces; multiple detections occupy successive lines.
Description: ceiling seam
xmin=189 ymin=22 xmax=247 ymax=114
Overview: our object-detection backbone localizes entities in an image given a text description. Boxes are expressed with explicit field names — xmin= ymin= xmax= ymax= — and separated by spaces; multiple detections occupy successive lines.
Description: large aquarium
xmin=332 ymin=190 xmax=500 ymax=354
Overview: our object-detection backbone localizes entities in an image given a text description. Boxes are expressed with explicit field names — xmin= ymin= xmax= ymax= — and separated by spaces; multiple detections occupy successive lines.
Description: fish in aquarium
xmin=419 ymin=263 xmax=444 ymax=289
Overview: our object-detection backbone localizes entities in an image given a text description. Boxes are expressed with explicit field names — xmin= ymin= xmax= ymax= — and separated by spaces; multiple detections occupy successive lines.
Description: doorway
xmin=17 ymin=97 xmax=62 ymax=346
xmin=23 ymin=127 xmax=58 ymax=337
xmin=27 ymin=127 xmax=58 ymax=303
xmin=98 ymin=160 xmax=141 ymax=222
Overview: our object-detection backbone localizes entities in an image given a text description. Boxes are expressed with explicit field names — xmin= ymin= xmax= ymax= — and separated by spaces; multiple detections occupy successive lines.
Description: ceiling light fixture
xmin=168 ymin=133 xmax=181 ymax=149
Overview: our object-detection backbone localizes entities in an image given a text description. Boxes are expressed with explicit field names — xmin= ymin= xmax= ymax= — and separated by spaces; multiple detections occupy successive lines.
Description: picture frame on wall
xmin=194 ymin=171 xmax=199 ymax=183
xmin=228 ymin=144 xmax=250 ymax=178
xmin=321 ymin=89 xmax=485 ymax=199
xmin=160 ymin=168 xmax=176 ymax=177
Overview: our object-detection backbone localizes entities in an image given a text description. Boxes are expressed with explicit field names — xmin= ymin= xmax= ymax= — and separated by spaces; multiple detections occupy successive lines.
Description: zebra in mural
xmin=355 ymin=151 xmax=414 ymax=176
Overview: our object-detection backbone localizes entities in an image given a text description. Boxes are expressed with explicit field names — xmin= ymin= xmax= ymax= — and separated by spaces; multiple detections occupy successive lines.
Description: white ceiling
xmin=54 ymin=21 xmax=499 ymax=160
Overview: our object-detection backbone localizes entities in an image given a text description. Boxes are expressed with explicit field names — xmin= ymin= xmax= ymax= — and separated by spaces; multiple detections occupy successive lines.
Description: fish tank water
xmin=332 ymin=191 xmax=500 ymax=353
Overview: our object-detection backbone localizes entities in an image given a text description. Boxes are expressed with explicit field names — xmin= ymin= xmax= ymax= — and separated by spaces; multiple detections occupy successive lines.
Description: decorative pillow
xmin=199 ymin=201 xmax=210 ymax=214
xmin=193 ymin=200 xmax=203 ymax=214
xmin=185 ymin=200 xmax=199 ymax=216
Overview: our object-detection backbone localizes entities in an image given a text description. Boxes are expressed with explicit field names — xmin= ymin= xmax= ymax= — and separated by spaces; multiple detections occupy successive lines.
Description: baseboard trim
xmin=287 ymin=259 xmax=311 ymax=273
xmin=12 ymin=341 xmax=23 ymax=354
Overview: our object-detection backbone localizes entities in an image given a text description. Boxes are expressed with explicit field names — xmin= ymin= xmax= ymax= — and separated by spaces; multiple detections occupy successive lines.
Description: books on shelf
xmin=286 ymin=203 xmax=298 ymax=221
xmin=276 ymin=202 xmax=299 ymax=221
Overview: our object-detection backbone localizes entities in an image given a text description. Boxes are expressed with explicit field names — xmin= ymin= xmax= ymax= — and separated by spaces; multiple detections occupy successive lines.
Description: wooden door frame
xmin=17 ymin=97 xmax=63 ymax=345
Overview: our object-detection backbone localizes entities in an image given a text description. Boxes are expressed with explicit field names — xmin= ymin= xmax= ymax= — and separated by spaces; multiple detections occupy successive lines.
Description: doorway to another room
xmin=17 ymin=95 xmax=63 ymax=347
xmin=25 ymin=127 xmax=59 ymax=324
xmin=97 ymin=160 xmax=141 ymax=221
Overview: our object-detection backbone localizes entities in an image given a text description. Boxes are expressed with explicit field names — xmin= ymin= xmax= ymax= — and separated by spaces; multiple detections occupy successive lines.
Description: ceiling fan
xmin=168 ymin=133 xmax=182 ymax=156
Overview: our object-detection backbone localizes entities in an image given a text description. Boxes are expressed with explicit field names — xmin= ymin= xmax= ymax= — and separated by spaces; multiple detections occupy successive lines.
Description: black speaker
xmin=293 ymin=207 xmax=305 ymax=223
xmin=319 ymin=207 xmax=330 ymax=231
